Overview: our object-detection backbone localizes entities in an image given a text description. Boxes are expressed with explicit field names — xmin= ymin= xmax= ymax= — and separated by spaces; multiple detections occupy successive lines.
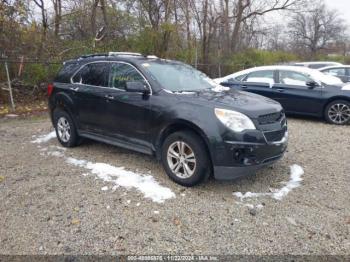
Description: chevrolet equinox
xmin=48 ymin=52 xmax=288 ymax=186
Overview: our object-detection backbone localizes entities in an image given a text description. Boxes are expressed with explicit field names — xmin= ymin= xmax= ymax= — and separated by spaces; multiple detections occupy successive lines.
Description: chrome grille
xmin=258 ymin=111 xmax=285 ymax=125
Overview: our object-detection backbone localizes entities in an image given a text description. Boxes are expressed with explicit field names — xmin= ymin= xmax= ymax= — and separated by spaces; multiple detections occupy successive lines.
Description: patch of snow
xmin=66 ymin=157 xmax=88 ymax=167
xmin=126 ymin=200 xmax=131 ymax=204
xmin=136 ymin=203 xmax=141 ymax=207
xmin=211 ymin=85 xmax=230 ymax=92
xmin=49 ymin=145 xmax=66 ymax=151
xmin=66 ymin=157 xmax=175 ymax=203
xmin=32 ymin=131 xmax=56 ymax=143
xmin=233 ymin=164 xmax=304 ymax=201
xmin=256 ymin=204 xmax=264 ymax=210
xmin=286 ymin=217 xmax=297 ymax=226
xmin=47 ymin=151 xmax=64 ymax=157
xmin=342 ymin=84 xmax=350 ymax=91
xmin=153 ymin=211 xmax=159 ymax=214
xmin=33 ymin=133 xmax=176 ymax=203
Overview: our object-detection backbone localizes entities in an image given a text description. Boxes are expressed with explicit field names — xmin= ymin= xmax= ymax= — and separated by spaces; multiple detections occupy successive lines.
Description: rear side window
xmin=55 ymin=62 xmax=80 ymax=83
xmin=109 ymin=63 xmax=144 ymax=90
xmin=245 ymin=70 xmax=275 ymax=85
xmin=72 ymin=62 xmax=110 ymax=87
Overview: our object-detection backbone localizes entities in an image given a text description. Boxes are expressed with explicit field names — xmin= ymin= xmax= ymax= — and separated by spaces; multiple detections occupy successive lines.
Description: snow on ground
xmin=233 ymin=164 xmax=304 ymax=201
xmin=31 ymin=131 xmax=56 ymax=143
xmin=32 ymin=132 xmax=176 ymax=204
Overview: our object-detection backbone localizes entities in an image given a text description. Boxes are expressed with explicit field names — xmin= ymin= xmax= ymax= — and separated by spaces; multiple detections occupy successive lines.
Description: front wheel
xmin=324 ymin=100 xmax=350 ymax=125
xmin=161 ymin=131 xmax=211 ymax=187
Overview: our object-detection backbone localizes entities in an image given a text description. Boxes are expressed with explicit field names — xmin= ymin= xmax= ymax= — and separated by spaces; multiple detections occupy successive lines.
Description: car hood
xmin=169 ymin=88 xmax=283 ymax=119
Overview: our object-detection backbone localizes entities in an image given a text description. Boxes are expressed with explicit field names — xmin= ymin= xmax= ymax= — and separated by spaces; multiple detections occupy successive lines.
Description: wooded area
xmin=0 ymin=0 xmax=349 ymax=113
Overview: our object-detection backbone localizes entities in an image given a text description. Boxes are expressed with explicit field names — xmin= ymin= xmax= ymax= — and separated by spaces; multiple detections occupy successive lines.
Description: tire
xmin=324 ymin=100 xmax=350 ymax=125
xmin=53 ymin=109 xmax=79 ymax=147
xmin=161 ymin=131 xmax=211 ymax=187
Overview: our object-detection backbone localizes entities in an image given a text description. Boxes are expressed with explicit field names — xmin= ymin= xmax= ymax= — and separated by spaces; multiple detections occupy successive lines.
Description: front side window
xmin=279 ymin=70 xmax=313 ymax=86
xmin=245 ymin=70 xmax=275 ymax=85
xmin=109 ymin=63 xmax=145 ymax=90
xmin=72 ymin=62 xmax=109 ymax=87
xmin=141 ymin=61 xmax=216 ymax=92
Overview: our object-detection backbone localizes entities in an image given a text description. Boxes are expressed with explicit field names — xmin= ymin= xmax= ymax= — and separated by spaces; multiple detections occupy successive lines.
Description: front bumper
xmin=213 ymin=131 xmax=288 ymax=180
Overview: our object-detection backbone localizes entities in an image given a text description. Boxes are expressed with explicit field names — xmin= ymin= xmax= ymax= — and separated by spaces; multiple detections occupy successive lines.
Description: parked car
xmin=293 ymin=61 xmax=342 ymax=69
xmin=319 ymin=65 xmax=350 ymax=83
xmin=215 ymin=66 xmax=350 ymax=125
xmin=49 ymin=52 xmax=288 ymax=186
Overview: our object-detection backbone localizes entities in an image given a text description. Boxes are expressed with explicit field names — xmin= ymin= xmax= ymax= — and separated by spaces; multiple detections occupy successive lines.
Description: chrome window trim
xmin=70 ymin=60 xmax=153 ymax=95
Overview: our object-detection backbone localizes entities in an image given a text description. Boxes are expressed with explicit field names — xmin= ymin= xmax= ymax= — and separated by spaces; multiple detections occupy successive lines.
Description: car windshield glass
xmin=141 ymin=61 xmax=217 ymax=92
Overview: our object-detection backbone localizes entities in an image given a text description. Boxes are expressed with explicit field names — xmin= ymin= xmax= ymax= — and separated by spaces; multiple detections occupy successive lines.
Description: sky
xmin=324 ymin=0 xmax=350 ymax=25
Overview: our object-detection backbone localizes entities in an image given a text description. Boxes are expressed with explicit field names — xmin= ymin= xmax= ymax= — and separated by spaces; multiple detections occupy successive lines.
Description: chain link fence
xmin=0 ymin=56 xmax=251 ymax=114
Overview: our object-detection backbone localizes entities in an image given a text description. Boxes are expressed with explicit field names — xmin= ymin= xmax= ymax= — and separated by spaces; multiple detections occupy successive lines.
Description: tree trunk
xmin=201 ymin=0 xmax=209 ymax=66
xmin=231 ymin=0 xmax=248 ymax=53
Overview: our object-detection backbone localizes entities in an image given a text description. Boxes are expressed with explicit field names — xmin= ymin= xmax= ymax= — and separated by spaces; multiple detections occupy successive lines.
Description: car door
xmin=71 ymin=62 xmax=111 ymax=133
xmin=239 ymin=70 xmax=279 ymax=99
xmin=102 ymin=62 xmax=152 ymax=148
xmin=272 ymin=70 xmax=324 ymax=115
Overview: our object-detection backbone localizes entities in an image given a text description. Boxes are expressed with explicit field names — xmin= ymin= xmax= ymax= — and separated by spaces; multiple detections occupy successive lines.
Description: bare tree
xmin=288 ymin=1 xmax=347 ymax=57
xmin=33 ymin=0 xmax=48 ymax=56
xmin=52 ymin=0 xmax=62 ymax=37
xmin=231 ymin=0 xmax=301 ymax=52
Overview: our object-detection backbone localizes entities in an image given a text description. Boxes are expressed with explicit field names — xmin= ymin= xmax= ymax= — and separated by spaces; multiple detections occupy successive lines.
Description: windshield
xmin=141 ymin=61 xmax=217 ymax=92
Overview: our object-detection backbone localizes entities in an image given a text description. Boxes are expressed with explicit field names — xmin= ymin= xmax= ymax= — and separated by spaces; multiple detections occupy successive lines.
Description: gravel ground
xmin=0 ymin=115 xmax=349 ymax=255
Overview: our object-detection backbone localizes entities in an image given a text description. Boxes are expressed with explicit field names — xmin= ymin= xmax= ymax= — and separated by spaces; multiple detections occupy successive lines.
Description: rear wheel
xmin=53 ymin=109 xmax=79 ymax=147
xmin=325 ymin=100 xmax=350 ymax=125
xmin=161 ymin=131 xmax=211 ymax=187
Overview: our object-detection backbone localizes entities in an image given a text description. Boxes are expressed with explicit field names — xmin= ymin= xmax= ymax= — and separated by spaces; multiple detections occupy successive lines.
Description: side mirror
xmin=306 ymin=81 xmax=319 ymax=89
xmin=125 ymin=81 xmax=150 ymax=94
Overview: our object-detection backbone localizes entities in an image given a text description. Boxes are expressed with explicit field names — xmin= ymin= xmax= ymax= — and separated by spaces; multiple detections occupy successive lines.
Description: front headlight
xmin=215 ymin=108 xmax=256 ymax=132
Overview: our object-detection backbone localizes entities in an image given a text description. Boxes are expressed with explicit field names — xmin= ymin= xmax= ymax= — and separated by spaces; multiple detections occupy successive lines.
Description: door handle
xmin=70 ymin=87 xmax=79 ymax=92
xmin=276 ymin=88 xmax=285 ymax=92
xmin=241 ymin=85 xmax=248 ymax=88
xmin=105 ymin=94 xmax=114 ymax=100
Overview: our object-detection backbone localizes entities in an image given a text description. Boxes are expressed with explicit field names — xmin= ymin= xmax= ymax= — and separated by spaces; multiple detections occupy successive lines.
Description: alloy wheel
xmin=167 ymin=141 xmax=196 ymax=179
xmin=328 ymin=103 xmax=350 ymax=124
xmin=57 ymin=116 xmax=71 ymax=142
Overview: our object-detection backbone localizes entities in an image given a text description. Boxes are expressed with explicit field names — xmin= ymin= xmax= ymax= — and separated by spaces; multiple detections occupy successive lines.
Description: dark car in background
xmin=215 ymin=65 xmax=350 ymax=125
xmin=48 ymin=52 xmax=288 ymax=186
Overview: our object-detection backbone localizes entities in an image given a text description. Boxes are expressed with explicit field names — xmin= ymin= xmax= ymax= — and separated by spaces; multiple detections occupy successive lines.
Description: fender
xmin=52 ymin=91 xmax=80 ymax=128
xmin=154 ymin=118 xmax=212 ymax=161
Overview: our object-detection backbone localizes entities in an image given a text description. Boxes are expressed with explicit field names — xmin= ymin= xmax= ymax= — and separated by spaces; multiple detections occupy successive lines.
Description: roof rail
xmin=78 ymin=53 xmax=109 ymax=59
xmin=77 ymin=52 xmax=159 ymax=60
xmin=108 ymin=52 xmax=142 ymax=57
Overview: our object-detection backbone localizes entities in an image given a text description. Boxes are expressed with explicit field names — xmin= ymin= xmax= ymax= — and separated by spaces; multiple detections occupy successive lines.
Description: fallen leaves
xmin=0 ymin=176 xmax=4 ymax=183
xmin=71 ymin=219 xmax=80 ymax=225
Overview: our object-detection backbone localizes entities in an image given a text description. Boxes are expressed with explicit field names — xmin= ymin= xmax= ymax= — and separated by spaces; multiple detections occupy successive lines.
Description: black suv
xmin=49 ymin=52 xmax=288 ymax=186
